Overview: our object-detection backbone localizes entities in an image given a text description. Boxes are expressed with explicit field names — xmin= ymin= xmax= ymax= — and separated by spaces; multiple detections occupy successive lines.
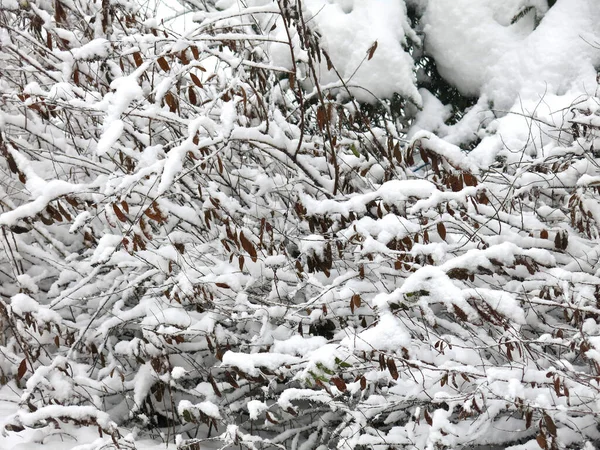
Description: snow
xmin=0 ymin=165 xmax=86 ymax=227
xmin=410 ymin=130 xmax=480 ymax=173
xmin=408 ymin=89 xmax=452 ymax=138
xmin=63 ymin=38 xmax=111 ymax=61
xmin=171 ymin=366 xmax=187 ymax=379
xmin=178 ymin=400 xmax=221 ymax=419
xmin=341 ymin=313 xmax=411 ymax=352
xmin=222 ymin=351 xmax=300 ymax=376
xmin=10 ymin=293 xmax=39 ymax=315
xmin=90 ymin=234 xmax=122 ymax=265
xmin=246 ymin=400 xmax=268 ymax=420
xmin=277 ymin=388 xmax=331 ymax=410
xmin=272 ymin=335 xmax=328 ymax=356
xmin=16 ymin=274 xmax=39 ymax=293
xmin=297 ymin=0 xmax=421 ymax=103
xmin=96 ymin=119 xmax=124 ymax=155
xmin=2 ymin=0 xmax=600 ymax=449
xmin=301 ymin=179 xmax=436 ymax=216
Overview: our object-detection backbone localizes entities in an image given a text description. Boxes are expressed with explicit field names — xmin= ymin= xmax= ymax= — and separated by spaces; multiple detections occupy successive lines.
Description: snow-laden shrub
xmin=1 ymin=0 xmax=600 ymax=449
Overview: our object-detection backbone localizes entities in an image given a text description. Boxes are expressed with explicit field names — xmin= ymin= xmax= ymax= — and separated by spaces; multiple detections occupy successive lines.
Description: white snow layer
xmin=423 ymin=0 xmax=600 ymax=108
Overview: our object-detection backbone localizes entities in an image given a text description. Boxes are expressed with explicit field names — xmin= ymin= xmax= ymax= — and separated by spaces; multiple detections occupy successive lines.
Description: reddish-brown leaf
xmin=240 ymin=231 xmax=258 ymax=262
xmin=387 ymin=357 xmax=399 ymax=380
xmin=157 ymin=56 xmax=170 ymax=72
xmin=133 ymin=52 xmax=143 ymax=67
xmin=331 ymin=376 xmax=347 ymax=392
xmin=17 ymin=359 xmax=27 ymax=380
xmin=188 ymin=86 xmax=197 ymax=105
xmin=360 ymin=376 xmax=367 ymax=390
xmin=367 ymin=41 xmax=378 ymax=60
xmin=554 ymin=232 xmax=562 ymax=249
xmin=57 ymin=202 xmax=72 ymax=221
xmin=379 ymin=353 xmax=387 ymax=371
xmin=209 ymin=374 xmax=222 ymax=397
xmin=164 ymin=92 xmax=177 ymax=113
xmin=38 ymin=214 xmax=54 ymax=225
xmin=112 ymin=203 xmax=127 ymax=222
xmin=540 ymin=229 xmax=549 ymax=239
xmin=463 ymin=172 xmax=478 ymax=187
xmin=544 ymin=413 xmax=557 ymax=437
xmin=561 ymin=232 xmax=568 ymax=250
xmin=553 ymin=377 xmax=561 ymax=396
xmin=525 ymin=410 xmax=533 ymax=429
xmin=424 ymin=409 xmax=432 ymax=426
xmin=190 ymin=73 xmax=203 ymax=88
xmin=437 ymin=222 xmax=447 ymax=241
xmin=224 ymin=370 xmax=239 ymax=388
xmin=46 ymin=205 xmax=63 ymax=222
xmin=316 ymin=106 xmax=326 ymax=132
xmin=419 ymin=145 xmax=429 ymax=164
xmin=536 ymin=432 xmax=547 ymax=449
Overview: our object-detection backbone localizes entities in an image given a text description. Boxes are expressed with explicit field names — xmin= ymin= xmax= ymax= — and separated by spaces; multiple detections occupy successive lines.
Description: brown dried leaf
xmin=525 ymin=410 xmax=533 ymax=429
xmin=554 ymin=232 xmax=562 ymax=249
xmin=387 ymin=357 xmax=399 ymax=380
xmin=224 ymin=370 xmax=239 ymax=388
xmin=112 ymin=203 xmax=127 ymax=222
xmin=57 ymin=202 xmax=72 ymax=221
xmin=360 ymin=376 xmax=367 ymax=390
xmin=424 ymin=409 xmax=432 ymax=426
xmin=164 ymin=92 xmax=177 ymax=113
xmin=331 ymin=376 xmax=347 ymax=392
xmin=208 ymin=374 xmax=222 ymax=397
xmin=17 ymin=359 xmax=27 ymax=380
xmin=544 ymin=413 xmax=557 ymax=437
xmin=157 ymin=56 xmax=170 ymax=72
xmin=188 ymin=86 xmax=197 ymax=105
xmin=553 ymin=377 xmax=561 ymax=396
xmin=437 ymin=222 xmax=447 ymax=241
xmin=316 ymin=106 xmax=326 ymax=132
xmin=190 ymin=73 xmax=203 ymax=88
xmin=240 ymin=231 xmax=258 ymax=262
xmin=133 ymin=52 xmax=143 ymax=67
xmin=367 ymin=41 xmax=378 ymax=60
xmin=463 ymin=172 xmax=478 ymax=187
xmin=47 ymin=205 xmax=63 ymax=222
xmin=536 ymin=432 xmax=547 ymax=449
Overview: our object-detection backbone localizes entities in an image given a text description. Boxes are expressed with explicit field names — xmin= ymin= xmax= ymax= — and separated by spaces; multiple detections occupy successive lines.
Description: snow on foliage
xmin=0 ymin=0 xmax=600 ymax=449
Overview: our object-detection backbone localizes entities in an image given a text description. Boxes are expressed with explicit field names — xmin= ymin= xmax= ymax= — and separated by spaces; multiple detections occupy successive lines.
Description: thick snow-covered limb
xmin=411 ymin=130 xmax=480 ymax=174
xmin=13 ymin=405 xmax=117 ymax=431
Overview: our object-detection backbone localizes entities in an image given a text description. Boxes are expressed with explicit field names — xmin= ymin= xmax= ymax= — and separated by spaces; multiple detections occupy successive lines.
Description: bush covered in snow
xmin=1 ymin=0 xmax=600 ymax=449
